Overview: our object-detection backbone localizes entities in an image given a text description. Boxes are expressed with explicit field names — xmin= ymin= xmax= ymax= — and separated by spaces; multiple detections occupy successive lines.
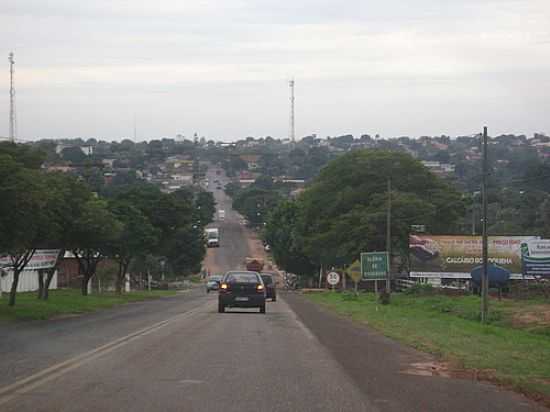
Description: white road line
xmin=0 ymin=301 xmax=214 ymax=407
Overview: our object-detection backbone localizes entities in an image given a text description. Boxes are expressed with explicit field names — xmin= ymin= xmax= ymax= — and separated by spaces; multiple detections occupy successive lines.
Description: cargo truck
xmin=245 ymin=257 xmax=264 ymax=272
xmin=205 ymin=228 xmax=220 ymax=248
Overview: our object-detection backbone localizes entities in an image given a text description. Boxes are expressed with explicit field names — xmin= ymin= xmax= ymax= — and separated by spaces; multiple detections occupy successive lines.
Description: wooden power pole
xmin=386 ymin=178 xmax=392 ymax=295
xmin=481 ymin=127 xmax=489 ymax=323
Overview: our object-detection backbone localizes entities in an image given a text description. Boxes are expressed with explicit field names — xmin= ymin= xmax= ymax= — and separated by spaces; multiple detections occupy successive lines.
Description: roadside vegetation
xmin=0 ymin=289 xmax=176 ymax=321
xmin=306 ymin=290 xmax=550 ymax=404
xmin=0 ymin=142 xmax=215 ymax=307
xmin=263 ymin=149 xmax=465 ymax=280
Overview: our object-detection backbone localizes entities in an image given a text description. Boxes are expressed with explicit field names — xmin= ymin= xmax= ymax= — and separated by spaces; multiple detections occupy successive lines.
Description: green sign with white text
xmin=361 ymin=252 xmax=389 ymax=280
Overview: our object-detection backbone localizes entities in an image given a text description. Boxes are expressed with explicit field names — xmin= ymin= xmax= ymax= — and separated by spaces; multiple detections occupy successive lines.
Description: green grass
xmin=306 ymin=291 xmax=550 ymax=401
xmin=0 ymin=289 xmax=176 ymax=321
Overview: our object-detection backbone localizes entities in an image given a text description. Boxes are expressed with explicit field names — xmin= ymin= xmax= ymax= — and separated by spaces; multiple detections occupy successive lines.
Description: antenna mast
xmin=289 ymin=79 xmax=295 ymax=142
xmin=8 ymin=52 xmax=16 ymax=142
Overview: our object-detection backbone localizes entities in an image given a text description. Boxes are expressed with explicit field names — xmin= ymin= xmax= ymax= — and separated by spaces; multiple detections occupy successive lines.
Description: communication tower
xmin=8 ymin=52 xmax=16 ymax=141
xmin=289 ymin=79 xmax=295 ymax=142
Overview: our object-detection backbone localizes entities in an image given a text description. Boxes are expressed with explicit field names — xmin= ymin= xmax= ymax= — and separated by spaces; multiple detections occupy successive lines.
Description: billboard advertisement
xmin=410 ymin=235 xmax=538 ymax=278
xmin=0 ymin=249 xmax=61 ymax=271
xmin=521 ymin=240 xmax=550 ymax=277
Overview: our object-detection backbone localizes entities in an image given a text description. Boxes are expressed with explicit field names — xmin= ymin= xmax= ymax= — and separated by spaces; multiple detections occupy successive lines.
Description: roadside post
xmin=361 ymin=252 xmax=389 ymax=298
xmin=326 ymin=271 xmax=340 ymax=292
xmin=346 ymin=260 xmax=362 ymax=296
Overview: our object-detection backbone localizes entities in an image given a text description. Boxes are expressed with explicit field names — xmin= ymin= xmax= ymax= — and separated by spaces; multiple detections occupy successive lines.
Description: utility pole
xmin=386 ymin=178 xmax=392 ymax=295
xmin=481 ymin=126 xmax=489 ymax=323
xmin=8 ymin=52 xmax=16 ymax=141
xmin=471 ymin=202 xmax=476 ymax=235
xmin=289 ymin=79 xmax=295 ymax=142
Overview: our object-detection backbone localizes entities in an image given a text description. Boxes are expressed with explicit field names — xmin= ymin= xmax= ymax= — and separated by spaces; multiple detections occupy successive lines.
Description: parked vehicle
xmin=260 ymin=273 xmax=277 ymax=301
xmin=218 ymin=271 xmax=266 ymax=314
xmin=206 ymin=275 xmax=222 ymax=293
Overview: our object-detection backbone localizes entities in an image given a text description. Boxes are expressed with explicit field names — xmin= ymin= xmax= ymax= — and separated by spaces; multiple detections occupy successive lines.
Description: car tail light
xmin=256 ymin=284 xmax=264 ymax=292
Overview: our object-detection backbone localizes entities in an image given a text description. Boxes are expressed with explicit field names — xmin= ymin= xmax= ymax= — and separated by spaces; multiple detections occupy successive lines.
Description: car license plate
xmin=235 ymin=297 xmax=249 ymax=302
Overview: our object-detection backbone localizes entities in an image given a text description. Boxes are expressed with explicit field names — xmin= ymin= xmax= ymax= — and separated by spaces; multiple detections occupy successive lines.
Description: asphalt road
xmin=203 ymin=167 xmax=250 ymax=272
xmin=0 ymin=168 xmax=547 ymax=411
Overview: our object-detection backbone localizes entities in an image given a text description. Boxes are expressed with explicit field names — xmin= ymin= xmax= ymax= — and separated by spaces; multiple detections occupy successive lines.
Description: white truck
xmin=205 ymin=228 xmax=220 ymax=248
xmin=218 ymin=210 xmax=225 ymax=221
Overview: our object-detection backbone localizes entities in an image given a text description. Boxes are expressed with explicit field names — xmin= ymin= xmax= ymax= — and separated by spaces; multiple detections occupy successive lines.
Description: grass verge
xmin=0 ymin=289 xmax=176 ymax=321
xmin=305 ymin=291 xmax=550 ymax=404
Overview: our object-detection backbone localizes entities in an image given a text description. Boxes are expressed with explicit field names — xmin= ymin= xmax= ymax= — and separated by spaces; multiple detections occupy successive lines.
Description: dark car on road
xmin=260 ymin=273 xmax=277 ymax=301
xmin=218 ymin=271 xmax=266 ymax=314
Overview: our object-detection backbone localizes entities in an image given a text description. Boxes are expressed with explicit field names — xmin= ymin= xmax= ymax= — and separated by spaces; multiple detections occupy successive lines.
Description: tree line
xmin=0 ymin=142 xmax=214 ymax=306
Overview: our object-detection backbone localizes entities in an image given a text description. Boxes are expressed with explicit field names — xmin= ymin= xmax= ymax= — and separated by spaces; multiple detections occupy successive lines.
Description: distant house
xmin=46 ymin=165 xmax=75 ymax=173
xmin=239 ymin=179 xmax=255 ymax=186
xmin=421 ymin=161 xmax=455 ymax=176
xmin=55 ymin=144 xmax=94 ymax=156
xmin=277 ymin=178 xmax=306 ymax=187
xmin=102 ymin=158 xmax=116 ymax=168
xmin=432 ymin=142 xmax=449 ymax=151
xmin=239 ymin=154 xmax=261 ymax=170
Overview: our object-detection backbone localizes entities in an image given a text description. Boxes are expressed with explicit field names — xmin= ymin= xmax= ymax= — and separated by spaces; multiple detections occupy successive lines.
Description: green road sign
xmin=361 ymin=252 xmax=389 ymax=280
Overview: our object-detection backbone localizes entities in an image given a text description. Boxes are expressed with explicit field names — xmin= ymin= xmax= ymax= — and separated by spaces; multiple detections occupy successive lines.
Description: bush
xmin=403 ymin=283 xmax=435 ymax=296
xmin=379 ymin=291 xmax=391 ymax=304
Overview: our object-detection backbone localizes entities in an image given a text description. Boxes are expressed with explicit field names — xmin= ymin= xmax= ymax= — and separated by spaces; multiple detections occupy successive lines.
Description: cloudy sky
xmin=3 ymin=0 xmax=550 ymax=141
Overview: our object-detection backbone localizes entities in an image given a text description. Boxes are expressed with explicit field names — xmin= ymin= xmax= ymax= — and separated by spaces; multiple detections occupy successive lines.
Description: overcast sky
xmin=3 ymin=0 xmax=550 ymax=141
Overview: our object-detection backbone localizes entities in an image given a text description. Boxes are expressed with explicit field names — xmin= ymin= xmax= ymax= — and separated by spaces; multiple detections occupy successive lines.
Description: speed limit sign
xmin=326 ymin=272 xmax=340 ymax=286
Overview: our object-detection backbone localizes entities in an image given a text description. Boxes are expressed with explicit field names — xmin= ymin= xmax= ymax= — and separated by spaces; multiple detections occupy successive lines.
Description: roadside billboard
xmin=521 ymin=239 xmax=550 ymax=277
xmin=409 ymin=235 xmax=538 ymax=278
xmin=0 ymin=249 xmax=61 ymax=270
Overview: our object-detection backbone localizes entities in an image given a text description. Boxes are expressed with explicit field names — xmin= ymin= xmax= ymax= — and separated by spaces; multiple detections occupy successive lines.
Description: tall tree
xmin=36 ymin=173 xmax=96 ymax=300
xmin=165 ymin=225 xmax=206 ymax=276
xmin=68 ymin=200 xmax=122 ymax=295
xmin=265 ymin=201 xmax=317 ymax=277
xmin=108 ymin=201 xmax=159 ymax=294
xmin=297 ymin=149 xmax=465 ymax=268
xmin=0 ymin=155 xmax=50 ymax=305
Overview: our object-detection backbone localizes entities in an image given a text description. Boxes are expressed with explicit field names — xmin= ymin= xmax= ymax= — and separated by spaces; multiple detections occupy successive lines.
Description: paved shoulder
xmin=283 ymin=292 xmax=547 ymax=412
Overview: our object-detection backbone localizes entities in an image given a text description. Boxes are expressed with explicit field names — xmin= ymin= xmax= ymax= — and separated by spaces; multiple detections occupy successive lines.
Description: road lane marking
xmin=0 ymin=301 xmax=214 ymax=407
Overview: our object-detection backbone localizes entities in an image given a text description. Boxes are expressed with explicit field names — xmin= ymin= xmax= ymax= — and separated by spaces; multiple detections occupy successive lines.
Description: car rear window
xmin=261 ymin=275 xmax=273 ymax=285
xmin=225 ymin=273 xmax=260 ymax=284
